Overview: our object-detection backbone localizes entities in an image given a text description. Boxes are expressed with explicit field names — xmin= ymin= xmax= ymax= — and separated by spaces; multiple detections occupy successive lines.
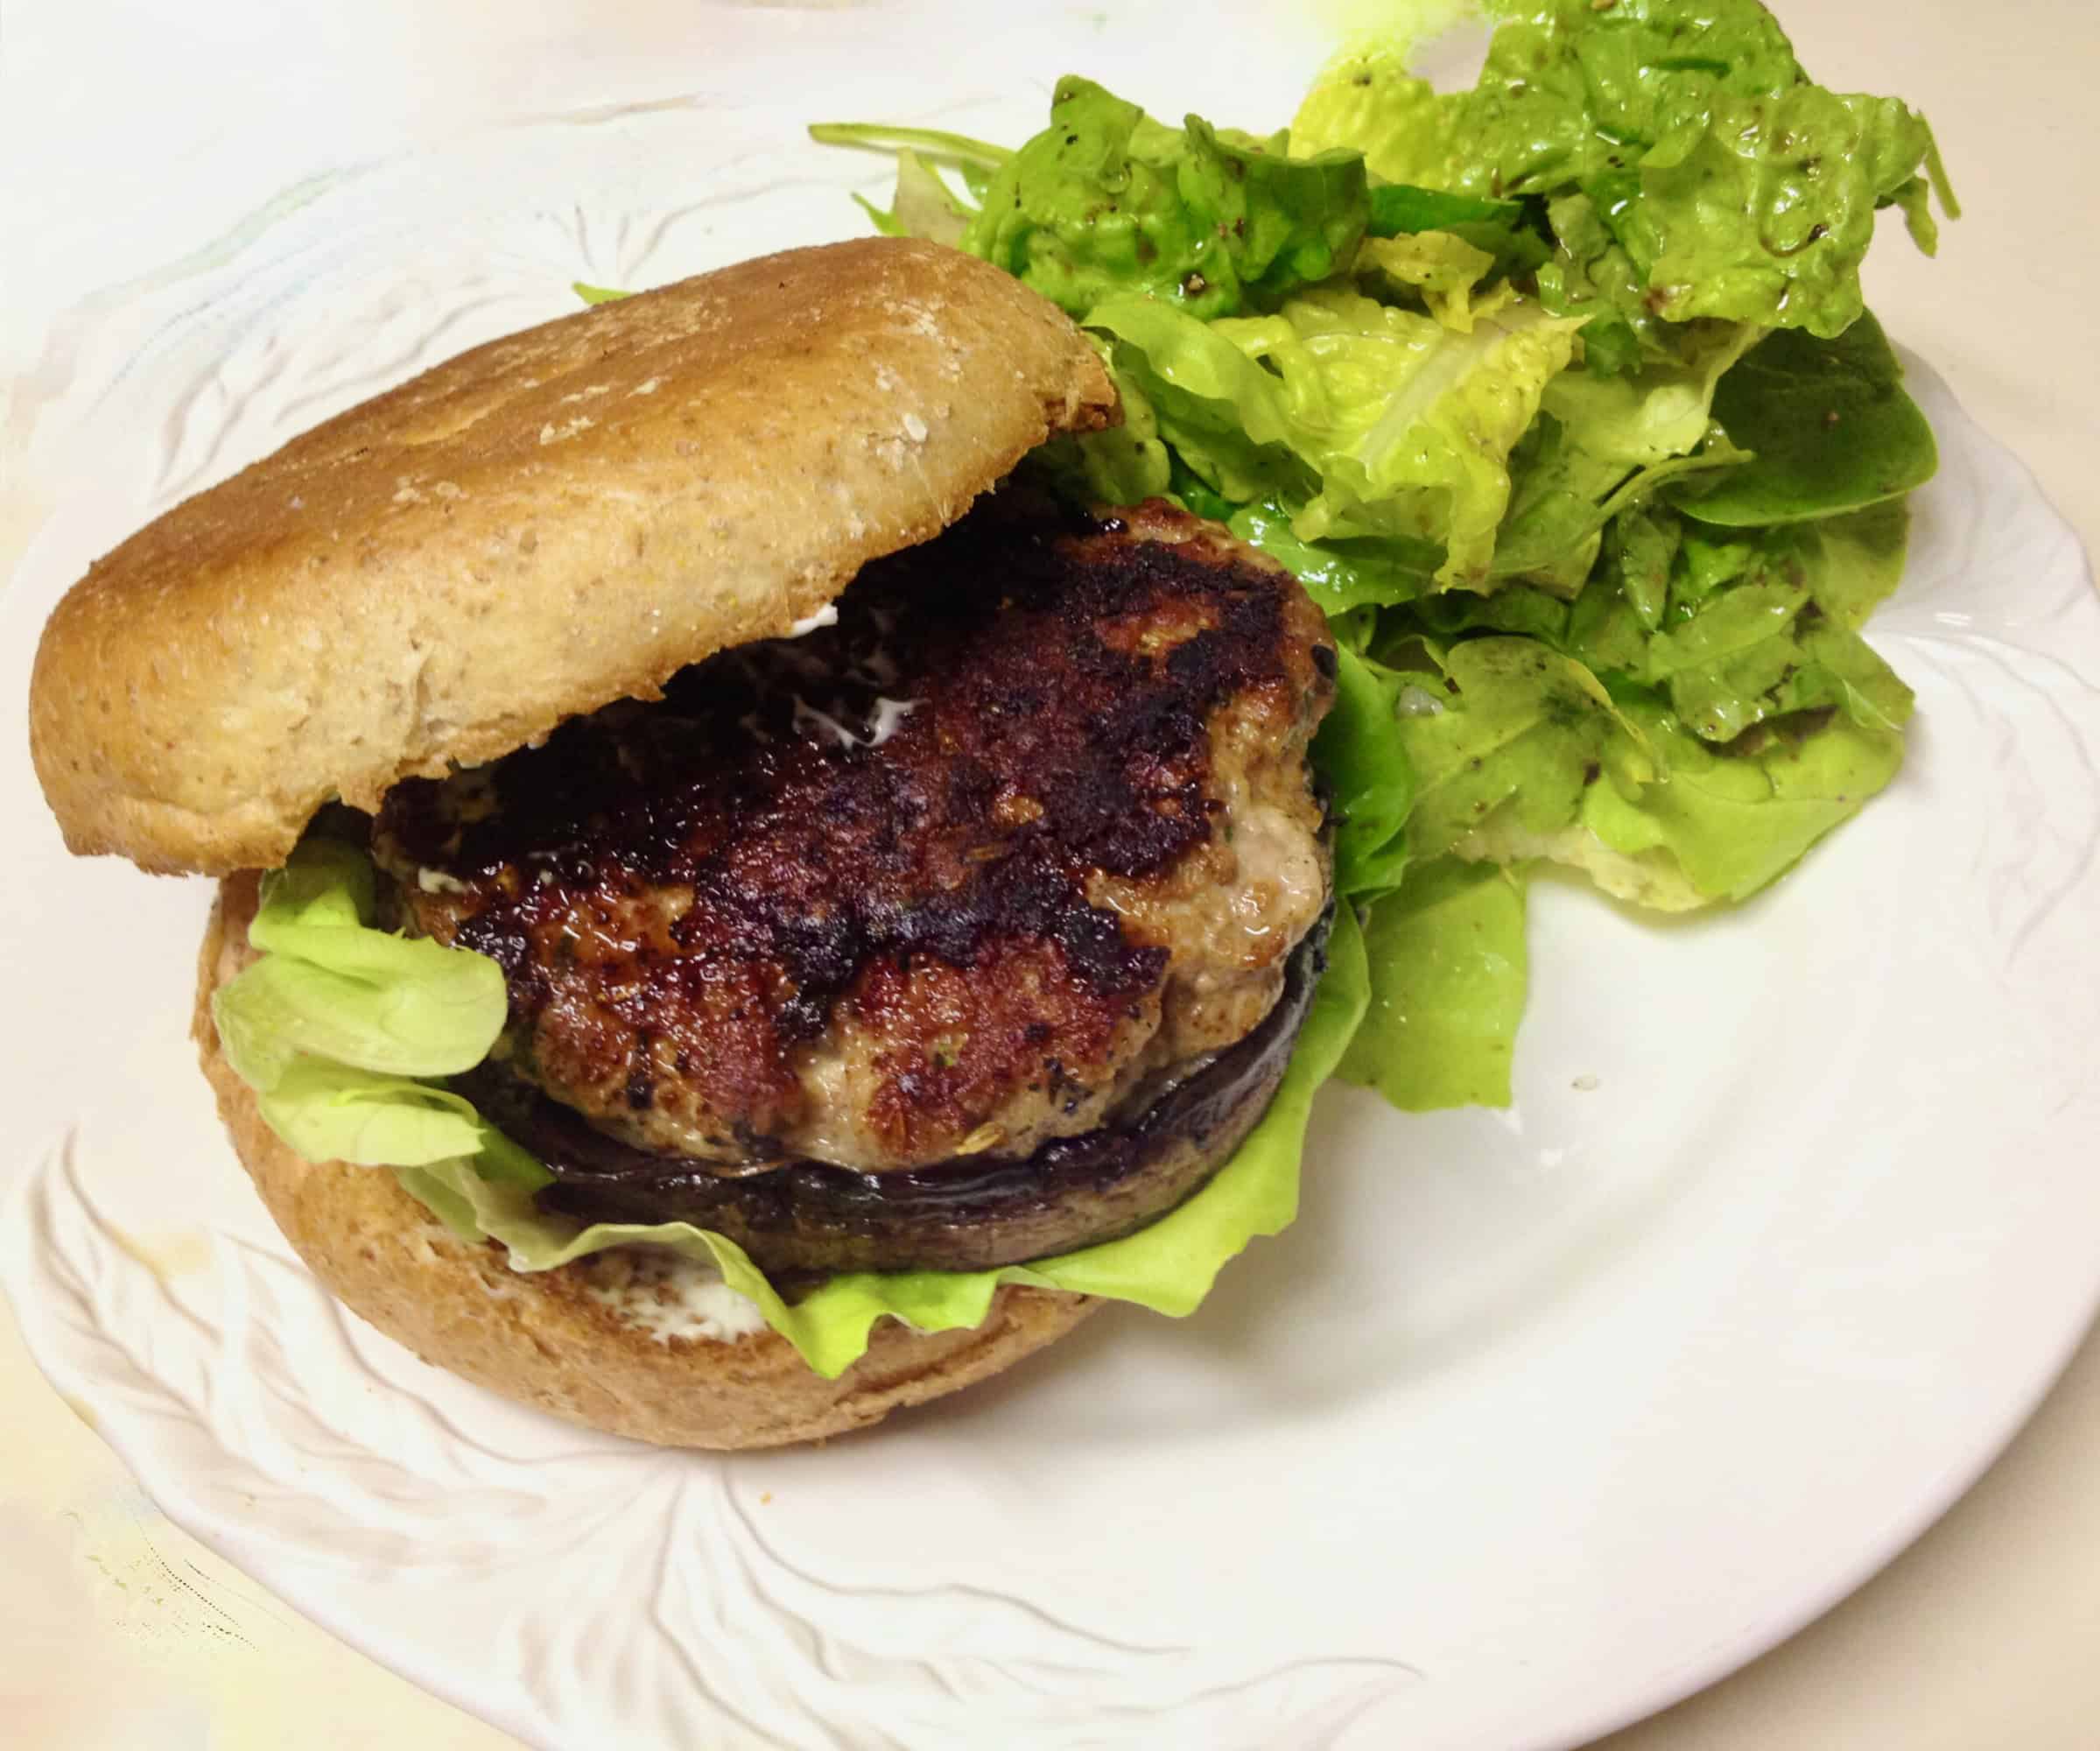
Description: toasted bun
xmin=193 ymin=875 xmax=1097 ymax=1449
xmin=33 ymin=239 xmax=1116 ymax=876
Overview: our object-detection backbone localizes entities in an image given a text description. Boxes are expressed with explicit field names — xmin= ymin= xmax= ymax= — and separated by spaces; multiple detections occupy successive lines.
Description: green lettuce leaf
xmin=1316 ymin=643 xmax=1418 ymax=900
xmin=1583 ymin=696 xmax=1907 ymax=902
xmin=852 ymin=148 xmax=977 ymax=245
xmin=1794 ymin=499 xmax=1911 ymax=629
xmin=1541 ymin=320 xmax=1763 ymax=468
xmin=1485 ymin=409 xmax=1745 ymax=593
xmin=1391 ymin=501 xmax=1914 ymax=745
xmin=1091 ymin=285 xmax=1581 ymax=588
xmin=1226 ymin=499 xmax=1436 ymax=615
xmin=258 ymin=1063 xmax=493 ymax=1171
xmin=1028 ymin=341 xmax=1176 ymax=505
xmin=1292 ymin=0 xmax=1951 ymax=338
xmin=1354 ymin=230 xmax=1498 ymax=333
xmin=1649 ymin=511 xmax=1914 ymax=733
xmin=957 ymin=76 xmax=1367 ymax=321
xmin=214 ymin=841 xmax=508 ymax=1089
xmin=219 ymin=842 xmax=1371 ymax=1380
xmin=1090 ymin=301 xmax=1313 ymax=506
xmin=1671 ymin=311 xmax=1937 ymax=525
xmin=1368 ymin=603 xmax=1907 ymax=911
xmin=1390 ymin=636 xmax=1655 ymax=863
xmin=1338 ymin=857 xmax=1529 ymax=1111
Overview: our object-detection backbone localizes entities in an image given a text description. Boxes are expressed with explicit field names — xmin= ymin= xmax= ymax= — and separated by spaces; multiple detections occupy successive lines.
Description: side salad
xmin=214 ymin=0 xmax=1952 ymax=1377
xmin=817 ymin=0 xmax=1952 ymax=1108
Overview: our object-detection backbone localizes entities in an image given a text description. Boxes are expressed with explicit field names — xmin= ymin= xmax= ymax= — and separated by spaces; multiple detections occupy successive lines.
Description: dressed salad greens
xmin=818 ymin=0 xmax=1951 ymax=1107
xmin=214 ymin=0 xmax=1951 ymax=1377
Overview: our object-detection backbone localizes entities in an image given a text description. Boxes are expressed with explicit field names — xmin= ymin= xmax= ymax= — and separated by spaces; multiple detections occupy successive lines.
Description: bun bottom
xmin=193 ymin=876 xmax=1097 ymax=1449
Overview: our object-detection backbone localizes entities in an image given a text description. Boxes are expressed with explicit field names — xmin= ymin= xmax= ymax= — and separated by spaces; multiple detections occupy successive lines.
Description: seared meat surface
xmin=375 ymin=496 xmax=1334 ymax=1173
xmin=481 ymin=907 xmax=1331 ymax=1275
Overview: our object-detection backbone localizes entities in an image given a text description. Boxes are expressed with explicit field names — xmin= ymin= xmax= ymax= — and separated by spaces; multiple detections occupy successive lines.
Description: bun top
xmin=30 ymin=238 xmax=1117 ymax=876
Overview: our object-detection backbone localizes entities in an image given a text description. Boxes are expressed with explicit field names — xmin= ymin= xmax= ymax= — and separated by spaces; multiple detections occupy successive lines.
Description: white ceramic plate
xmin=4 ymin=6 xmax=2098 ymax=1747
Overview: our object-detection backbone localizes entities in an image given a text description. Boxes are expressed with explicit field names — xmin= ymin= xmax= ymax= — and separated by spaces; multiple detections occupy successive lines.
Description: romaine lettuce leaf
xmin=1092 ymin=285 xmax=1582 ymax=588
xmin=1268 ymin=293 xmax=1584 ymax=583
xmin=219 ymin=842 xmax=1371 ymax=1380
xmin=1353 ymin=230 xmax=1497 ymax=333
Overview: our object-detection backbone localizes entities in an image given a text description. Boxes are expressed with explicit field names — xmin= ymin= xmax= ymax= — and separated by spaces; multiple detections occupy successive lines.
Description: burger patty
xmin=374 ymin=494 xmax=1336 ymax=1174
xmin=467 ymin=905 xmax=1330 ymax=1276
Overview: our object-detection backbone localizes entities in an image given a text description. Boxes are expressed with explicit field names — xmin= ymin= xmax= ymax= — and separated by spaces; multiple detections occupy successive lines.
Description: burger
xmin=28 ymin=238 xmax=1341 ymax=1448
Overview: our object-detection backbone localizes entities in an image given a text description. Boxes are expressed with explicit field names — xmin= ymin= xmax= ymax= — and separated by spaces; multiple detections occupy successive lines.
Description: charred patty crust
xmin=375 ymin=495 xmax=1336 ymax=1204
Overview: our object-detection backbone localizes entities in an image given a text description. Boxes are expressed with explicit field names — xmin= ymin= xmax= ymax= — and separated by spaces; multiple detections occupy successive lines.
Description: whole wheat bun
xmin=32 ymin=237 xmax=1116 ymax=876
xmin=195 ymin=874 xmax=1098 ymax=1448
xmin=53 ymin=236 xmax=1121 ymax=1446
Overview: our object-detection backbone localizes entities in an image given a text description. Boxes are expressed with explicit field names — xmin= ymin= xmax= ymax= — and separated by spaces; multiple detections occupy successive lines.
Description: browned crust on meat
xmin=33 ymin=239 xmax=1116 ymax=876
xmin=193 ymin=874 xmax=1097 ymax=1449
xmin=378 ymin=497 xmax=1336 ymax=1172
